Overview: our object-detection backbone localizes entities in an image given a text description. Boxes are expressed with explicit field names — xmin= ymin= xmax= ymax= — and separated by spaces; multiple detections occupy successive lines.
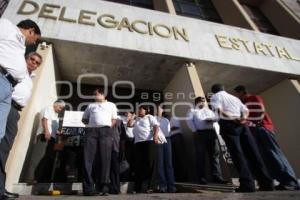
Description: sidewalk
xmin=17 ymin=191 xmax=300 ymax=200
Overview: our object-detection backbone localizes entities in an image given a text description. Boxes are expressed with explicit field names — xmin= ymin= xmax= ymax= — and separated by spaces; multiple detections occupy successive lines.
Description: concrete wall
xmin=260 ymin=0 xmax=300 ymax=40
xmin=260 ymin=79 xmax=300 ymax=177
xmin=211 ymin=0 xmax=259 ymax=31
xmin=5 ymin=45 xmax=60 ymax=192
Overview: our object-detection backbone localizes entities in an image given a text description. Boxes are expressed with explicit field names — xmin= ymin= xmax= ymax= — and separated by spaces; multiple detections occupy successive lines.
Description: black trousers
xmin=193 ymin=129 xmax=222 ymax=181
xmin=82 ymin=127 xmax=113 ymax=193
xmin=219 ymin=120 xmax=273 ymax=190
xmin=121 ymin=139 xmax=135 ymax=182
xmin=134 ymin=141 xmax=155 ymax=192
xmin=171 ymin=134 xmax=186 ymax=182
xmin=0 ymin=106 xmax=19 ymax=194
xmin=34 ymin=136 xmax=56 ymax=182
xmin=109 ymin=151 xmax=120 ymax=194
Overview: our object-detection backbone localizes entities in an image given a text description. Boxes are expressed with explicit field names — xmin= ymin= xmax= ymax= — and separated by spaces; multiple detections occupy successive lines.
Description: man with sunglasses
xmin=0 ymin=18 xmax=41 ymax=145
xmin=0 ymin=52 xmax=42 ymax=200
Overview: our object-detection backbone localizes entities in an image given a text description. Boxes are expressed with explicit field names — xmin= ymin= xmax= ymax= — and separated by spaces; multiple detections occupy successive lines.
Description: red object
xmin=243 ymin=94 xmax=274 ymax=132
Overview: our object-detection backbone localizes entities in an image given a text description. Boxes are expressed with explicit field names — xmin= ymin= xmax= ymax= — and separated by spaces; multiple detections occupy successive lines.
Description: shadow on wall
xmin=19 ymin=112 xmax=41 ymax=183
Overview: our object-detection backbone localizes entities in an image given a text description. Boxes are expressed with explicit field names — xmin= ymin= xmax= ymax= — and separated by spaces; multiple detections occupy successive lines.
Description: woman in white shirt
xmin=155 ymin=105 xmax=176 ymax=193
xmin=132 ymin=105 xmax=159 ymax=193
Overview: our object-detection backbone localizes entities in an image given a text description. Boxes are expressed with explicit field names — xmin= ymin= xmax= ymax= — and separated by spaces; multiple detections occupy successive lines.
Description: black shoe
xmin=145 ymin=189 xmax=153 ymax=194
xmin=167 ymin=187 xmax=177 ymax=193
xmin=83 ymin=190 xmax=98 ymax=196
xmin=259 ymin=184 xmax=275 ymax=191
xmin=157 ymin=188 xmax=167 ymax=193
xmin=0 ymin=194 xmax=15 ymax=200
xmin=275 ymin=185 xmax=299 ymax=191
xmin=199 ymin=178 xmax=207 ymax=185
xmin=4 ymin=190 xmax=19 ymax=198
xmin=212 ymin=177 xmax=229 ymax=184
xmin=100 ymin=191 xmax=109 ymax=196
xmin=235 ymin=187 xmax=256 ymax=193
xmin=130 ymin=190 xmax=137 ymax=194
xmin=100 ymin=185 xmax=109 ymax=196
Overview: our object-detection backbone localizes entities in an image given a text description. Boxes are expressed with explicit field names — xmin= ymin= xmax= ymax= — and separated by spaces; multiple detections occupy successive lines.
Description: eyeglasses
xmin=30 ymin=57 xmax=41 ymax=65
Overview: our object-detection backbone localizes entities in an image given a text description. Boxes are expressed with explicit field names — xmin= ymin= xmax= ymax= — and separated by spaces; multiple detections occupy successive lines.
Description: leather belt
xmin=11 ymin=99 xmax=23 ymax=111
xmin=0 ymin=66 xmax=18 ymax=87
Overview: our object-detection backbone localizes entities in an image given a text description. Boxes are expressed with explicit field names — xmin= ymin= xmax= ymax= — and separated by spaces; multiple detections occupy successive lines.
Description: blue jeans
xmin=0 ymin=74 xmax=12 ymax=142
xmin=251 ymin=127 xmax=299 ymax=187
xmin=156 ymin=138 xmax=175 ymax=191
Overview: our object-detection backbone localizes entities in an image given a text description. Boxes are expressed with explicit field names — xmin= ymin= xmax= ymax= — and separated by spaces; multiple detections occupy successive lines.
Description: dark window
xmin=104 ymin=0 xmax=154 ymax=10
xmin=173 ymin=0 xmax=222 ymax=23
xmin=242 ymin=4 xmax=279 ymax=35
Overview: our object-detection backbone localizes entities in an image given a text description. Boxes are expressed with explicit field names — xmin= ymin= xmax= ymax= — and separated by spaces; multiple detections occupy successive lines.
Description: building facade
xmin=1 ymin=0 xmax=300 ymax=193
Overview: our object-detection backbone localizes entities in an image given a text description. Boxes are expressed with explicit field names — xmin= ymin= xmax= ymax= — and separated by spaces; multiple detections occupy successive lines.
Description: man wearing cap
xmin=0 ymin=52 xmax=42 ymax=199
xmin=234 ymin=85 xmax=299 ymax=191
xmin=0 ymin=18 xmax=41 ymax=143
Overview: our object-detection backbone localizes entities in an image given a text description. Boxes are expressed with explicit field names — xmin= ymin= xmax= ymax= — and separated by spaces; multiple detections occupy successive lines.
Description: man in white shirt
xmin=0 ymin=52 xmax=42 ymax=199
xmin=210 ymin=84 xmax=274 ymax=193
xmin=81 ymin=88 xmax=117 ymax=196
xmin=26 ymin=100 xmax=65 ymax=186
xmin=186 ymin=96 xmax=225 ymax=185
xmin=0 ymin=19 xmax=41 ymax=143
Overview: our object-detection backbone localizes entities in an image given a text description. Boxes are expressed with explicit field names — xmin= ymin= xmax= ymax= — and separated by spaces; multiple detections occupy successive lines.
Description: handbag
xmin=148 ymin=116 xmax=167 ymax=144
xmin=119 ymin=152 xmax=130 ymax=174
xmin=157 ymin=128 xmax=167 ymax=144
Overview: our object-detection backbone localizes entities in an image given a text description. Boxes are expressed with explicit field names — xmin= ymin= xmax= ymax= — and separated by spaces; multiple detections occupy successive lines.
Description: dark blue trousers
xmin=0 ymin=106 xmax=19 ymax=194
xmin=250 ymin=127 xmax=299 ymax=187
xmin=156 ymin=138 xmax=175 ymax=191
xmin=219 ymin=120 xmax=273 ymax=190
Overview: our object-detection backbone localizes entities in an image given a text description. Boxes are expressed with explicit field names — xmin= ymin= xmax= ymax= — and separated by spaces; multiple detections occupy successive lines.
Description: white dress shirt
xmin=155 ymin=116 xmax=171 ymax=138
xmin=36 ymin=106 xmax=59 ymax=138
xmin=82 ymin=101 xmax=118 ymax=127
xmin=133 ymin=114 xmax=159 ymax=144
xmin=210 ymin=91 xmax=248 ymax=119
xmin=170 ymin=116 xmax=182 ymax=136
xmin=11 ymin=72 xmax=35 ymax=107
xmin=186 ymin=107 xmax=217 ymax=132
xmin=0 ymin=18 xmax=27 ymax=81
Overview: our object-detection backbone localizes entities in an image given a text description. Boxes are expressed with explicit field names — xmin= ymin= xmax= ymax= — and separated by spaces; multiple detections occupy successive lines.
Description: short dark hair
xmin=234 ymin=85 xmax=247 ymax=94
xmin=139 ymin=105 xmax=150 ymax=114
xmin=94 ymin=87 xmax=105 ymax=95
xmin=194 ymin=96 xmax=205 ymax=105
xmin=17 ymin=19 xmax=41 ymax=35
xmin=211 ymin=84 xmax=224 ymax=94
